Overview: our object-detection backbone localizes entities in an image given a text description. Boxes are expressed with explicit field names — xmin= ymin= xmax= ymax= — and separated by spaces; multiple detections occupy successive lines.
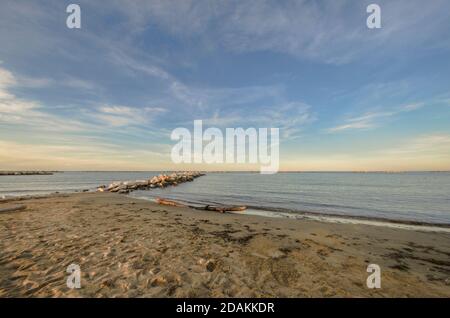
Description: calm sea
xmin=1 ymin=172 xmax=450 ymax=225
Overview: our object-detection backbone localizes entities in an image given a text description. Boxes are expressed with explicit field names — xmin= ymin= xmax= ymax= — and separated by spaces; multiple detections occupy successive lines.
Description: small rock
xmin=101 ymin=279 xmax=115 ymax=288
xmin=269 ymin=250 xmax=286 ymax=259
xmin=150 ymin=275 xmax=167 ymax=286
xmin=205 ymin=259 xmax=216 ymax=272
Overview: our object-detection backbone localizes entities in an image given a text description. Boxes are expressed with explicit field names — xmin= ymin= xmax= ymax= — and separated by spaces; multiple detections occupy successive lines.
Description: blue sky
xmin=0 ymin=0 xmax=450 ymax=171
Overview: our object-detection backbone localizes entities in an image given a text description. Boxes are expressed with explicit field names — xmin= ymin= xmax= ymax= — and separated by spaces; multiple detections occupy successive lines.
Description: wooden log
xmin=0 ymin=205 xmax=27 ymax=213
xmin=203 ymin=205 xmax=247 ymax=213
xmin=155 ymin=197 xmax=246 ymax=213
xmin=155 ymin=198 xmax=188 ymax=208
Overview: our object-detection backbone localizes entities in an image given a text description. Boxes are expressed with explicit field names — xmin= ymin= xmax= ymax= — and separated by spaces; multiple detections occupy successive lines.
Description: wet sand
xmin=0 ymin=192 xmax=449 ymax=297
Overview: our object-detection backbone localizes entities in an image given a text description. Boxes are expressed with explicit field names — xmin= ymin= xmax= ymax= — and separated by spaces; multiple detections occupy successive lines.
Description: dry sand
xmin=0 ymin=192 xmax=449 ymax=297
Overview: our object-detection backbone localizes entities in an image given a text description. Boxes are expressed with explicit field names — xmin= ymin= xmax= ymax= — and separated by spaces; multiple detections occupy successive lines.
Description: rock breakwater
xmin=98 ymin=172 xmax=205 ymax=194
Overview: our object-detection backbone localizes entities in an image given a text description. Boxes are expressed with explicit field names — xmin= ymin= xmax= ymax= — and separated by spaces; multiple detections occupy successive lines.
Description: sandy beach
xmin=0 ymin=192 xmax=449 ymax=297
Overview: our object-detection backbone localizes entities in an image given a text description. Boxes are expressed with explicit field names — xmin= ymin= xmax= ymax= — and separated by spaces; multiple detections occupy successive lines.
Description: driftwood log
xmin=204 ymin=205 xmax=247 ymax=213
xmin=155 ymin=198 xmax=188 ymax=208
xmin=155 ymin=197 xmax=246 ymax=213
xmin=0 ymin=205 xmax=27 ymax=213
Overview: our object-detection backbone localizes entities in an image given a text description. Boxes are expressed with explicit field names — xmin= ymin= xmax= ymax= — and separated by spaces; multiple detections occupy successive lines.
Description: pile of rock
xmin=98 ymin=172 xmax=205 ymax=194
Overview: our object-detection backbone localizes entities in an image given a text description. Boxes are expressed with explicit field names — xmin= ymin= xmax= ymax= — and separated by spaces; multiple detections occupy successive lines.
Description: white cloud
xmin=91 ymin=105 xmax=167 ymax=127
xmin=0 ymin=66 xmax=102 ymax=132
xmin=0 ymin=67 xmax=17 ymax=99
xmin=383 ymin=134 xmax=450 ymax=156
xmin=328 ymin=112 xmax=389 ymax=132
xmin=253 ymin=102 xmax=316 ymax=139
xmin=17 ymin=76 xmax=52 ymax=88
xmin=281 ymin=133 xmax=450 ymax=171
xmin=0 ymin=139 xmax=170 ymax=171
xmin=0 ymin=66 xmax=170 ymax=133
xmin=200 ymin=110 xmax=243 ymax=127
xmin=203 ymin=101 xmax=315 ymax=140
xmin=327 ymin=103 xmax=424 ymax=133
xmin=109 ymin=49 xmax=172 ymax=81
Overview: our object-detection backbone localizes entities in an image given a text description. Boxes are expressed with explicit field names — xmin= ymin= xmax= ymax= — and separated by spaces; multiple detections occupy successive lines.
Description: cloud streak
xmin=327 ymin=103 xmax=424 ymax=133
xmin=103 ymin=0 xmax=450 ymax=64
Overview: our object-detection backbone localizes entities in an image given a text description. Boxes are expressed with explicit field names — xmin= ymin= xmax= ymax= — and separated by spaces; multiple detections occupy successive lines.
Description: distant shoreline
xmin=0 ymin=171 xmax=61 ymax=176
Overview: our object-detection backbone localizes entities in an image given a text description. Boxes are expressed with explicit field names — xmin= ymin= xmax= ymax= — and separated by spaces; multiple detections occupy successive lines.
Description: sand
xmin=0 ymin=192 xmax=449 ymax=297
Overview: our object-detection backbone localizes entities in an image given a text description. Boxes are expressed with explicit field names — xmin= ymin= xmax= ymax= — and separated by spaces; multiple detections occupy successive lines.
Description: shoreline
xmin=2 ymin=190 xmax=450 ymax=232
xmin=0 ymin=192 xmax=449 ymax=297
xmin=128 ymin=195 xmax=450 ymax=232
xmin=244 ymin=208 xmax=450 ymax=233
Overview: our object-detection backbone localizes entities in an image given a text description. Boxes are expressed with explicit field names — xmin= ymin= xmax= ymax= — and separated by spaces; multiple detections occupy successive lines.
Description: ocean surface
xmin=1 ymin=171 xmax=450 ymax=225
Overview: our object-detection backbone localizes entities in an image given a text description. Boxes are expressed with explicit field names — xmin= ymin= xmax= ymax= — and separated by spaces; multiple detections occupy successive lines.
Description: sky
xmin=0 ymin=0 xmax=450 ymax=171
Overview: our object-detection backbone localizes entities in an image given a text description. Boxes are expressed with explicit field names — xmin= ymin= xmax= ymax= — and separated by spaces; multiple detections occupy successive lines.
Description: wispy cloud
xmin=327 ymin=103 xmax=424 ymax=133
xmin=0 ymin=67 xmax=16 ymax=96
xmin=103 ymin=0 xmax=450 ymax=64
xmin=92 ymin=105 xmax=166 ymax=127
xmin=251 ymin=102 xmax=316 ymax=140
xmin=175 ymin=98 xmax=315 ymax=141
xmin=0 ymin=139 xmax=170 ymax=171
xmin=382 ymin=134 xmax=450 ymax=157
xmin=0 ymin=66 xmax=167 ymax=132
xmin=108 ymin=49 xmax=172 ymax=81
xmin=0 ymin=66 xmax=100 ymax=132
